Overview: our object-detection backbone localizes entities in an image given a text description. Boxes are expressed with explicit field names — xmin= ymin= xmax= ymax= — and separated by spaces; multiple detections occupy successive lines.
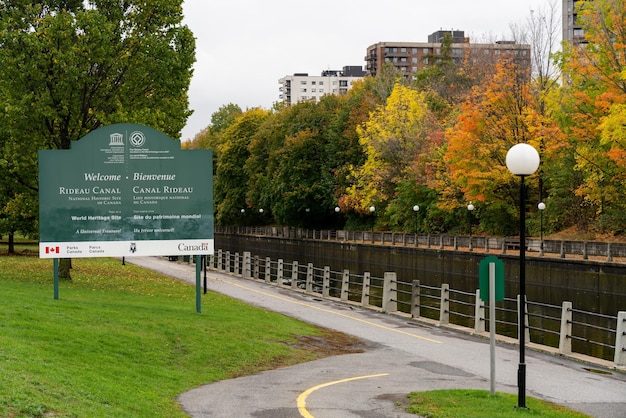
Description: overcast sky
xmin=180 ymin=0 xmax=558 ymax=141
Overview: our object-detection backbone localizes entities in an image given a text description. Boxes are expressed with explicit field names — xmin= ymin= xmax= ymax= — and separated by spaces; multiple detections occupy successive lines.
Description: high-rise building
xmin=365 ymin=30 xmax=530 ymax=79
xmin=278 ymin=66 xmax=365 ymax=105
xmin=563 ymin=0 xmax=588 ymax=45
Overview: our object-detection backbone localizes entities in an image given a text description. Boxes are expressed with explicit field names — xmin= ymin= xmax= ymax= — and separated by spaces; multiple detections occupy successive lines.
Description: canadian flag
xmin=45 ymin=246 xmax=60 ymax=254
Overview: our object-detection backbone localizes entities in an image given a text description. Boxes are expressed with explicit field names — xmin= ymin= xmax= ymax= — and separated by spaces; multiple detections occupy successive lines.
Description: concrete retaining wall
xmin=216 ymin=233 xmax=626 ymax=318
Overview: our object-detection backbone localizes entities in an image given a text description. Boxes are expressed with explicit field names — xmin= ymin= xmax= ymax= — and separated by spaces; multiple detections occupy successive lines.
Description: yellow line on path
xmin=139 ymin=257 xmax=443 ymax=344
xmin=297 ymin=373 xmax=390 ymax=418
xmin=235 ymin=280 xmax=444 ymax=344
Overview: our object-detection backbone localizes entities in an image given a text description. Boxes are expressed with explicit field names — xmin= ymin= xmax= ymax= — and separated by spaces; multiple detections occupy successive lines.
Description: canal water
xmin=216 ymin=233 xmax=626 ymax=361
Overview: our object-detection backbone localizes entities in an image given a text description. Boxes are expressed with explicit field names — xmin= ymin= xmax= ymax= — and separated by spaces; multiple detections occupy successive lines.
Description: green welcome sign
xmin=39 ymin=123 xmax=213 ymax=258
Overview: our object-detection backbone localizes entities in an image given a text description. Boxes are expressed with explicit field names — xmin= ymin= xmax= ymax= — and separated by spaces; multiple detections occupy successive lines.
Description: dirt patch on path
xmin=291 ymin=328 xmax=371 ymax=356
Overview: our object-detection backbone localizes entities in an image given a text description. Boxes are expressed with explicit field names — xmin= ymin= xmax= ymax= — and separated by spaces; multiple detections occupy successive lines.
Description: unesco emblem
xmin=109 ymin=133 xmax=124 ymax=146
xmin=129 ymin=131 xmax=146 ymax=147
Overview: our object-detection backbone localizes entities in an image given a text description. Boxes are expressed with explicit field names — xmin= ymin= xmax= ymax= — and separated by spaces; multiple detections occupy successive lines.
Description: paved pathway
xmin=128 ymin=257 xmax=626 ymax=418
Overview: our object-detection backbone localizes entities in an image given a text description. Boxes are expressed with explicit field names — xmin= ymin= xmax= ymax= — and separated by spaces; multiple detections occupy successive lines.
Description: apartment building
xmin=278 ymin=66 xmax=365 ymax=105
xmin=365 ymin=30 xmax=530 ymax=79
xmin=563 ymin=0 xmax=588 ymax=45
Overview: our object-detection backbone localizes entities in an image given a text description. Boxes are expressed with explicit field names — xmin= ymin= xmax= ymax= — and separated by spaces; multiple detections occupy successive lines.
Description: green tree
xmin=244 ymin=108 xmax=290 ymax=221
xmin=0 ymin=0 xmax=195 ymax=265
xmin=0 ymin=169 xmax=38 ymax=253
xmin=269 ymin=129 xmax=333 ymax=227
xmin=185 ymin=103 xmax=243 ymax=151
xmin=322 ymin=81 xmax=376 ymax=228
xmin=266 ymin=96 xmax=352 ymax=228
xmin=0 ymin=120 xmax=39 ymax=250
xmin=215 ymin=108 xmax=271 ymax=225
xmin=244 ymin=99 xmax=343 ymax=225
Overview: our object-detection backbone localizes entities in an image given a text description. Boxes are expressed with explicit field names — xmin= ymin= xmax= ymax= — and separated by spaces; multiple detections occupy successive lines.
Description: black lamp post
xmin=506 ymin=143 xmax=540 ymax=409
xmin=467 ymin=201 xmax=475 ymax=251
xmin=369 ymin=206 xmax=375 ymax=242
xmin=413 ymin=205 xmax=420 ymax=234
xmin=538 ymin=202 xmax=546 ymax=256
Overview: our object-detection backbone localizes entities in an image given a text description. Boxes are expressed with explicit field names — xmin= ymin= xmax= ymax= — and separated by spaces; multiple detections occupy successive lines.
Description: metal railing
xmin=216 ymin=226 xmax=626 ymax=262
xmin=204 ymin=249 xmax=626 ymax=368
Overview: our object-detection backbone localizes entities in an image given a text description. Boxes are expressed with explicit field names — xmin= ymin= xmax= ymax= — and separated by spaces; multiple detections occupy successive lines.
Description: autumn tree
xmin=342 ymin=83 xmax=435 ymax=229
xmin=321 ymin=80 xmax=378 ymax=228
xmin=599 ymin=93 xmax=626 ymax=228
xmin=506 ymin=1 xmax=561 ymax=117
xmin=0 ymin=1 xmax=195 ymax=265
xmin=555 ymin=0 xmax=626 ymax=231
xmin=442 ymin=59 xmax=563 ymax=235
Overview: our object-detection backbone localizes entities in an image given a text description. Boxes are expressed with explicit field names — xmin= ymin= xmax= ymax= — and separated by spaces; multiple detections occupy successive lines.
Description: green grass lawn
xmin=0 ymin=251 xmax=591 ymax=418
xmin=0 ymin=255 xmax=349 ymax=417
xmin=406 ymin=389 xmax=591 ymax=417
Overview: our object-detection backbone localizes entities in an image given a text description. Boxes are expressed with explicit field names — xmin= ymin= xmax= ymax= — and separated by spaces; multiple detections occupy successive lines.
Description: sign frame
xmin=38 ymin=123 xmax=214 ymax=259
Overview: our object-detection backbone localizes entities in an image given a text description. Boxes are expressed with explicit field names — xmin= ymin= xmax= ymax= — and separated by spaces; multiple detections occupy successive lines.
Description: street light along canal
xmin=506 ymin=143 xmax=540 ymax=410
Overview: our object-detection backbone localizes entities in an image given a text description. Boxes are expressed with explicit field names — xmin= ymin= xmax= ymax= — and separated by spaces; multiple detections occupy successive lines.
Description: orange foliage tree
xmin=442 ymin=59 xmax=564 ymax=234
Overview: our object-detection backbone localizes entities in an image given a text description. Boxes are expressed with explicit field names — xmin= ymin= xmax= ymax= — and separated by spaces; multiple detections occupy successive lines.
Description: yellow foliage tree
xmin=343 ymin=83 xmax=434 ymax=213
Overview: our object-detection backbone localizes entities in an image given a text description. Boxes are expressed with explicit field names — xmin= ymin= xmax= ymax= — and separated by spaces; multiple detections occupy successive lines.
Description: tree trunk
xmin=8 ymin=232 xmax=15 ymax=254
xmin=59 ymin=258 xmax=72 ymax=280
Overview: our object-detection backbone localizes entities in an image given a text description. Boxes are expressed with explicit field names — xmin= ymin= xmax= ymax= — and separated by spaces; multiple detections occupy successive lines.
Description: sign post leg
xmin=195 ymin=255 xmax=201 ymax=313
xmin=490 ymin=262 xmax=496 ymax=395
xmin=203 ymin=255 xmax=207 ymax=294
xmin=54 ymin=258 xmax=59 ymax=300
